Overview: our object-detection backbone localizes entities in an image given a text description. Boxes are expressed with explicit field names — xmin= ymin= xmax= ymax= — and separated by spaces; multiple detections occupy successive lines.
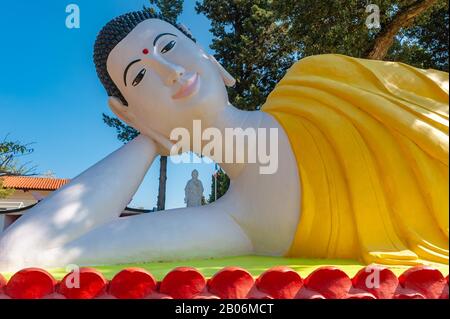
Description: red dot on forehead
xmin=142 ymin=48 xmax=149 ymax=55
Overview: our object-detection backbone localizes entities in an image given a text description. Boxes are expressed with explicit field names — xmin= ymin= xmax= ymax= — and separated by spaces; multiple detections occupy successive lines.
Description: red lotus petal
xmin=399 ymin=265 xmax=446 ymax=299
xmin=394 ymin=286 xmax=425 ymax=299
xmin=0 ymin=273 xmax=6 ymax=291
xmin=145 ymin=291 xmax=173 ymax=299
xmin=58 ymin=267 xmax=107 ymax=299
xmin=207 ymin=267 xmax=254 ymax=299
xmin=159 ymin=267 xmax=206 ymax=299
xmin=43 ymin=292 xmax=66 ymax=299
xmin=193 ymin=292 xmax=221 ymax=299
xmin=255 ymin=266 xmax=303 ymax=299
xmin=109 ymin=268 xmax=156 ymax=299
xmin=3 ymin=265 xmax=445 ymax=299
xmin=246 ymin=286 xmax=274 ymax=299
xmin=5 ymin=268 xmax=56 ymax=299
xmin=294 ymin=286 xmax=326 ymax=299
xmin=95 ymin=293 xmax=117 ymax=299
xmin=439 ymin=283 xmax=448 ymax=299
xmin=352 ymin=265 xmax=398 ymax=299
xmin=345 ymin=287 xmax=377 ymax=299
xmin=304 ymin=266 xmax=351 ymax=299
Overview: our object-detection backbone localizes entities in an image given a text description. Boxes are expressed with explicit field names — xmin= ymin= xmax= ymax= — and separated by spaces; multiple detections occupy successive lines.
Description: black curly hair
xmin=93 ymin=8 xmax=196 ymax=106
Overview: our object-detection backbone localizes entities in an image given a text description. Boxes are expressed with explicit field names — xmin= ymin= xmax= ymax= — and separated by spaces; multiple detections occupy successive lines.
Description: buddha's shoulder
xmin=283 ymin=54 xmax=382 ymax=78
xmin=285 ymin=54 xmax=448 ymax=80
xmin=263 ymin=54 xmax=366 ymax=102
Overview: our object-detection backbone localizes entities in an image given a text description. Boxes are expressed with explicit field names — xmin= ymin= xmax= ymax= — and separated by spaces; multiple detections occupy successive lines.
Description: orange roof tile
xmin=1 ymin=176 xmax=70 ymax=190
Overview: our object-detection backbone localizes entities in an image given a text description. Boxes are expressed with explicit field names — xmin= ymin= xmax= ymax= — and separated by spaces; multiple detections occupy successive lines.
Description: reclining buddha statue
xmin=0 ymin=9 xmax=448 ymax=271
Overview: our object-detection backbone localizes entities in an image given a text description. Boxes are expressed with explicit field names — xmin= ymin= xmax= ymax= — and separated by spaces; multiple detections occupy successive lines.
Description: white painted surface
xmin=0 ymin=215 xmax=4 ymax=233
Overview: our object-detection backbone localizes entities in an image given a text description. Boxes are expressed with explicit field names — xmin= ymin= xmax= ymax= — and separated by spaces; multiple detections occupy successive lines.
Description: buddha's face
xmin=106 ymin=19 xmax=233 ymax=143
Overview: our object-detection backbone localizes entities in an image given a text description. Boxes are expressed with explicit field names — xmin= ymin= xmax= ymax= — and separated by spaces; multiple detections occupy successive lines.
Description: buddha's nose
xmin=142 ymin=55 xmax=185 ymax=86
xmin=165 ymin=64 xmax=185 ymax=86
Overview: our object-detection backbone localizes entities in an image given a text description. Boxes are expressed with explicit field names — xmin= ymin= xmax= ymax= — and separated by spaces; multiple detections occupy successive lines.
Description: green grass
xmin=4 ymin=256 xmax=448 ymax=280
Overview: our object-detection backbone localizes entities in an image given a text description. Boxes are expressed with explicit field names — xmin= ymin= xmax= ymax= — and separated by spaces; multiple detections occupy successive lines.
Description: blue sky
xmin=0 ymin=1 xmax=217 ymax=209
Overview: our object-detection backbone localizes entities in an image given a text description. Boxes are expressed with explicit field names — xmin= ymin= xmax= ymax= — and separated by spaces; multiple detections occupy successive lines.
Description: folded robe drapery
xmin=262 ymin=54 xmax=449 ymax=265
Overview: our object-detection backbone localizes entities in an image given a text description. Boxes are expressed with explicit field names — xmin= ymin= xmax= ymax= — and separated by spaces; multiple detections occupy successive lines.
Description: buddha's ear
xmin=108 ymin=96 xmax=136 ymax=125
xmin=208 ymin=54 xmax=236 ymax=87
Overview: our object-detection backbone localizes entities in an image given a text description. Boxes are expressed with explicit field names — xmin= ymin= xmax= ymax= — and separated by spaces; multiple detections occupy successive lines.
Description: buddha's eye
xmin=132 ymin=69 xmax=146 ymax=86
xmin=161 ymin=40 xmax=176 ymax=54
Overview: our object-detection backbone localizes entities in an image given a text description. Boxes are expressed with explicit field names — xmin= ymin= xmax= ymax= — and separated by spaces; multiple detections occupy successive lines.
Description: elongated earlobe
xmin=209 ymin=54 xmax=236 ymax=87
xmin=108 ymin=96 xmax=135 ymax=124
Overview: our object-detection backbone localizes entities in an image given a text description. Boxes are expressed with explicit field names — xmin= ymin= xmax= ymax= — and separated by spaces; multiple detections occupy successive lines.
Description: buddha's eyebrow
xmin=123 ymin=59 xmax=141 ymax=86
xmin=153 ymin=33 xmax=177 ymax=46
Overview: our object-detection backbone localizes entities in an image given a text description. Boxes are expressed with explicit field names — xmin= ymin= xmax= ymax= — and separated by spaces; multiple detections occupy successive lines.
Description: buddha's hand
xmin=108 ymin=96 xmax=174 ymax=156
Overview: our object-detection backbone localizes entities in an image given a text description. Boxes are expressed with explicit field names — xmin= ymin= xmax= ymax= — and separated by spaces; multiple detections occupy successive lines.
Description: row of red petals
xmin=0 ymin=265 xmax=448 ymax=299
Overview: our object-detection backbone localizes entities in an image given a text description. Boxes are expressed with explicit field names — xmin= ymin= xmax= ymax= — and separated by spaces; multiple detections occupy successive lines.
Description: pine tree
xmin=196 ymin=0 xmax=298 ymax=110
xmin=274 ymin=0 xmax=448 ymax=70
xmin=208 ymin=168 xmax=230 ymax=203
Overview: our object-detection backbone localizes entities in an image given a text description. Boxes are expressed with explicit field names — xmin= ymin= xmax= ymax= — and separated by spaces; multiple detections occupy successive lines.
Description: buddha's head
xmin=94 ymin=9 xmax=235 ymax=147
xmin=191 ymin=169 xmax=199 ymax=179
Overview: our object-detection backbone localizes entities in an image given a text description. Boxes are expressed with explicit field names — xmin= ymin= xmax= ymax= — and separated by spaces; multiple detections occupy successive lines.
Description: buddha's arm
xmin=41 ymin=201 xmax=254 ymax=267
xmin=0 ymin=135 xmax=158 ymax=267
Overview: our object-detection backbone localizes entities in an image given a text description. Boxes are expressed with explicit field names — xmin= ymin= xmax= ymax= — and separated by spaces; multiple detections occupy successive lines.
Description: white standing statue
xmin=185 ymin=170 xmax=204 ymax=207
xmin=0 ymin=9 xmax=447 ymax=272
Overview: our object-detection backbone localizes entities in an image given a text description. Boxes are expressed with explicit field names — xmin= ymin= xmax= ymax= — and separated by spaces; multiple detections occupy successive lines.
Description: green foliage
xmin=388 ymin=1 xmax=449 ymax=71
xmin=196 ymin=0 xmax=448 ymax=112
xmin=208 ymin=168 xmax=230 ymax=203
xmin=149 ymin=0 xmax=183 ymax=24
xmin=0 ymin=137 xmax=34 ymax=199
xmin=0 ymin=138 xmax=34 ymax=177
xmin=102 ymin=114 xmax=139 ymax=143
xmin=0 ymin=179 xmax=14 ymax=199
xmin=275 ymin=0 xmax=379 ymax=58
xmin=196 ymin=0 xmax=298 ymax=110
xmin=278 ymin=0 xmax=448 ymax=69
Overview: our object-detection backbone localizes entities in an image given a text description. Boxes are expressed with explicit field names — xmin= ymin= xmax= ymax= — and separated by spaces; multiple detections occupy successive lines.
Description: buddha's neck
xmin=193 ymin=103 xmax=269 ymax=180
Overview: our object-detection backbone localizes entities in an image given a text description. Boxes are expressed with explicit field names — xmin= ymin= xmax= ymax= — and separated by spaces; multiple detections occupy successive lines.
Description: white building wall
xmin=0 ymin=190 xmax=52 ymax=232
xmin=0 ymin=215 xmax=4 ymax=233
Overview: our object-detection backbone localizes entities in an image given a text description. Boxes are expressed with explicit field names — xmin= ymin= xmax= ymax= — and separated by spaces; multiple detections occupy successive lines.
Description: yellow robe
xmin=262 ymin=54 xmax=449 ymax=266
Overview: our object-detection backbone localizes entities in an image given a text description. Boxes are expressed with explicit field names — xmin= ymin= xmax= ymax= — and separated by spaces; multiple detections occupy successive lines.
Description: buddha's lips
xmin=172 ymin=73 xmax=199 ymax=100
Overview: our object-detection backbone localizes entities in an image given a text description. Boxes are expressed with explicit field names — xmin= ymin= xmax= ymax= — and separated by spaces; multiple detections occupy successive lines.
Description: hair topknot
xmin=93 ymin=8 xmax=196 ymax=105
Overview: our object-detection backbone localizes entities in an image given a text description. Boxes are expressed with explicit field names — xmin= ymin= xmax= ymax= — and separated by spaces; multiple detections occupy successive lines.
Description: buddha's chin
xmin=188 ymin=84 xmax=228 ymax=110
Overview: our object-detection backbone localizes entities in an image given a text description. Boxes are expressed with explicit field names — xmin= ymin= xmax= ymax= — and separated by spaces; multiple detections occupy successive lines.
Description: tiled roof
xmin=0 ymin=265 xmax=448 ymax=299
xmin=1 ymin=176 xmax=70 ymax=191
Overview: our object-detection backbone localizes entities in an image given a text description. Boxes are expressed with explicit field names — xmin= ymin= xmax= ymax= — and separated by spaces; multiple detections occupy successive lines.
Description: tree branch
xmin=366 ymin=0 xmax=438 ymax=60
